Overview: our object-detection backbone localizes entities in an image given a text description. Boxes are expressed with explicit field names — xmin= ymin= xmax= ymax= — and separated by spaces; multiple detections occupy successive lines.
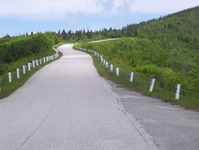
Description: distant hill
xmin=120 ymin=6 xmax=199 ymax=75
xmin=79 ymin=6 xmax=199 ymax=98
xmin=122 ymin=6 xmax=199 ymax=43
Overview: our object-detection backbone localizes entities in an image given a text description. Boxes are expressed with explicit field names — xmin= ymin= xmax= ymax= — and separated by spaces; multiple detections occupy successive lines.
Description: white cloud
xmin=130 ymin=0 xmax=199 ymax=14
xmin=0 ymin=0 xmax=103 ymax=19
xmin=0 ymin=0 xmax=198 ymax=19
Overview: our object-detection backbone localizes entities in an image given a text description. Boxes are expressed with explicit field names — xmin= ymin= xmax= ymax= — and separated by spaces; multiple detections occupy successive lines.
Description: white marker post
xmin=175 ymin=84 xmax=181 ymax=100
xmin=0 ymin=78 xmax=2 ymax=91
xmin=32 ymin=60 xmax=35 ymax=68
xmin=116 ymin=68 xmax=120 ymax=76
xmin=103 ymin=60 xmax=106 ymax=66
xmin=110 ymin=64 xmax=113 ymax=72
xmin=100 ymin=55 xmax=103 ymax=64
xmin=43 ymin=57 xmax=46 ymax=63
xmin=28 ymin=63 xmax=31 ymax=71
xmin=130 ymin=72 xmax=134 ymax=82
xmin=36 ymin=59 xmax=39 ymax=66
xmin=16 ymin=69 xmax=20 ymax=78
xmin=106 ymin=62 xmax=109 ymax=68
xmin=23 ymin=65 xmax=26 ymax=74
xmin=40 ymin=58 xmax=42 ymax=65
xmin=8 ymin=72 xmax=12 ymax=83
xmin=149 ymin=78 xmax=155 ymax=92
xmin=46 ymin=56 xmax=49 ymax=62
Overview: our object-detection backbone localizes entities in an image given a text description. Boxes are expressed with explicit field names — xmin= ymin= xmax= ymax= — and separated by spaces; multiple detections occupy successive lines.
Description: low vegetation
xmin=0 ymin=32 xmax=63 ymax=75
xmin=76 ymin=6 xmax=199 ymax=110
xmin=0 ymin=32 xmax=63 ymax=99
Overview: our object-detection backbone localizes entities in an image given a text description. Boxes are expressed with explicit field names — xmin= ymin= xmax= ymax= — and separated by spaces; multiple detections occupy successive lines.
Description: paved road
xmin=0 ymin=44 xmax=158 ymax=150
xmin=109 ymin=81 xmax=199 ymax=150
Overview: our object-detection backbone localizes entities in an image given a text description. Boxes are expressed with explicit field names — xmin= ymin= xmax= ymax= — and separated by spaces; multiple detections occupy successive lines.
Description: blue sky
xmin=0 ymin=0 xmax=198 ymax=37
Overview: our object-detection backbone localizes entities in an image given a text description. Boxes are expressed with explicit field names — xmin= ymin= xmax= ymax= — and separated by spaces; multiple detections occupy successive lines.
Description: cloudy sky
xmin=0 ymin=0 xmax=198 ymax=37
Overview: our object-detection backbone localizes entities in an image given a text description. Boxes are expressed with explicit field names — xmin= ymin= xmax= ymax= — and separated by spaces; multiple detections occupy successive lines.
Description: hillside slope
xmin=79 ymin=6 xmax=199 ymax=99
xmin=122 ymin=6 xmax=199 ymax=75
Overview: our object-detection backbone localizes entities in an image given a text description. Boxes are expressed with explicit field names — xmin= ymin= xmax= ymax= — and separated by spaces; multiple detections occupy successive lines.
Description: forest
xmin=58 ymin=6 xmax=199 ymax=44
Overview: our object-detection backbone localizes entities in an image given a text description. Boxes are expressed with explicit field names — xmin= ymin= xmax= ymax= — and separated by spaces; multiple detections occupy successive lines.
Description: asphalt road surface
xmin=108 ymin=78 xmax=199 ymax=150
xmin=0 ymin=44 xmax=158 ymax=150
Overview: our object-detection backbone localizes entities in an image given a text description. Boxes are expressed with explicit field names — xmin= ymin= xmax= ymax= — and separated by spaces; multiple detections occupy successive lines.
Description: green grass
xmin=0 ymin=51 xmax=62 ymax=99
xmin=75 ymin=47 xmax=199 ymax=111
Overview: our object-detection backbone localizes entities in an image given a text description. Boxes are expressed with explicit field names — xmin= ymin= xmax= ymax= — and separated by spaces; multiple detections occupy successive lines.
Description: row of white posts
xmin=7 ymin=49 xmax=59 ymax=84
xmin=148 ymin=79 xmax=180 ymax=100
xmin=74 ymin=44 xmax=181 ymax=100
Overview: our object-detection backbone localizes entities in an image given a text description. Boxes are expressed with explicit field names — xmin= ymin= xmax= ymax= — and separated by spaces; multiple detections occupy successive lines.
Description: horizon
xmin=0 ymin=0 xmax=198 ymax=38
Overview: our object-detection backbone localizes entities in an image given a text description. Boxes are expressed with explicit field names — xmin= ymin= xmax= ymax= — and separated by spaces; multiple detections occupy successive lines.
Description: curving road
xmin=0 ymin=44 xmax=158 ymax=150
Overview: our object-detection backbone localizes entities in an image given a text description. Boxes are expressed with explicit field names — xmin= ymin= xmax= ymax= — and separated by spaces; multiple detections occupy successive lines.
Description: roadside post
xmin=110 ymin=64 xmax=113 ymax=72
xmin=16 ymin=69 xmax=20 ymax=78
xmin=106 ymin=62 xmax=109 ymax=68
xmin=8 ymin=72 xmax=12 ymax=83
xmin=28 ymin=63 xmax=31 ymax=71
xmin=43 ymin=57 xmax=46 ymax=63
xmin=32 ymin=60 xmax=35 ymax=68
xmin=130 ymin=72 xmax=134 ymax=82
xmin=36 ymin=59 xmax=39 ymax=66
xmin=23 ymin=65 xmax=26 ymax=74
xmin=0 ymin=78 xmax=2 ymax=91
xmin=40 ymin=58 xmax=42 ymax=65
xmin=116 ymin=68 xmax=120 ymax=76
xmin=46 ymin=56 xmax=49 ymax=62
xmin=175 ymin=84 xmax=181 ymax=100
xmin=103 ymin=60 xmax=106 ymax=66
xmin=149 ymin=78 xmax=155 ymax=92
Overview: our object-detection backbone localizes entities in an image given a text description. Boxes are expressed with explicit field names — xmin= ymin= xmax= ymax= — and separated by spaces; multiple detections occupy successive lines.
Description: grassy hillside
xmin=78 ymin=7 xmax=199 ymax=104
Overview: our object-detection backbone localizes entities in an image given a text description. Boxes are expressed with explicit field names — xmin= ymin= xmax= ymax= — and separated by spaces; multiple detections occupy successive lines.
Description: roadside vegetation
xmin=0 ymin=32 xmax=63 ymax=99
xmin=0 ymin=6 xmax=198 ymax=110
xmin=0 ymin=32 xmax=62 ymax=75
xmin=76 ymin=6 xmax=199 ymax=110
